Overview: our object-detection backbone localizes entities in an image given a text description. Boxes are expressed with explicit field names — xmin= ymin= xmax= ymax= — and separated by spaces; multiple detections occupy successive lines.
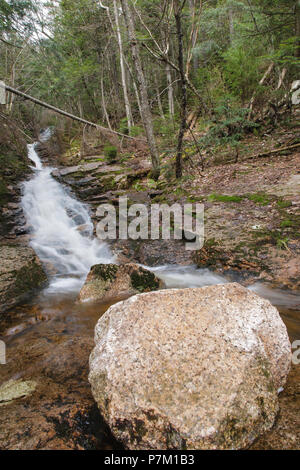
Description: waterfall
xmin=21 ymin=140 xmax=300 ymax=309
xmin=21 ymin=142 xmax=230 ymax=296
xmin=22 ymin=143 xmax=114 ymax=294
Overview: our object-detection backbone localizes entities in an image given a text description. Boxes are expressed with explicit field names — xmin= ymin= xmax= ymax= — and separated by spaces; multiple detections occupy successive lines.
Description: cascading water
xmin=22 ymin=143 xmax=114 ymax=294
xmin=21 ymin=138 xmax=300 ymax=312
xmin=21 ymin=137 xmax=229 ymax=297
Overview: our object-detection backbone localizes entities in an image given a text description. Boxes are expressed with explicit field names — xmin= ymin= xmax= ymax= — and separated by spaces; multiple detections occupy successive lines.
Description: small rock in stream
xmin=78 ymin=263 xmax=163 ymax=303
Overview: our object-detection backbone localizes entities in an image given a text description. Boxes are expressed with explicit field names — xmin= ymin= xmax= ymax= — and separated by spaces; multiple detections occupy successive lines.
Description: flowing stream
xmin=21 ymin=143 xmax=234 ymax=297
xmin=20 ymin=142 xmax=300 ymax=337
xmin=0 ymin=140 xmax=299 ymax=449
xmin=18 ymin=141 xmax=300 ymax=343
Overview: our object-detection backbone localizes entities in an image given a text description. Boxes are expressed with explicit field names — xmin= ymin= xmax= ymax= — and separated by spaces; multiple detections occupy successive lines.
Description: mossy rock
xmin=79 ymin=263 xmax=163 ymax=303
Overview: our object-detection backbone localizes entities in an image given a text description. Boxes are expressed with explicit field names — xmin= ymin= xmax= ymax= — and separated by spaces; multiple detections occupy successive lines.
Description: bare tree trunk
xmin=186 ymin=0 xmax=202 ymax=75
xmin=248 ymin=62 xmax=274 ymax=119
xmin=120 ymin=0 xmax=160 ymax=178
xmin=296 ymin=0 xmax=300 ymax=58
xmin=113 ymin=0 xmax=133 ymax=130
xmin=4 ymin=84 xmax=143 ymax=140
xmin=155 ymin=76 xmax=165 ymax=121
xmin=174 ymin=0 xmax=187 ymax=179
xmin=228 ymin=2 xmax=234 ymax=43
xmin=166 ymin=63 xmax=174 ymax=118
xmin=101 ymin=75 xmax=112 ymax=130
xmin=124 ymin=56 xmax=143 ymax=119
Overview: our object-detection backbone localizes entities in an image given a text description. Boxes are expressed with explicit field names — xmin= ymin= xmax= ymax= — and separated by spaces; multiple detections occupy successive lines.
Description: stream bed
xmin=0 ymin=276 xmax=299 ymax=450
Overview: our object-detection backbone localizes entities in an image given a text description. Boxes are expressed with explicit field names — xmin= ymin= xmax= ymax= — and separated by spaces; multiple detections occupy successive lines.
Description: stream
xmin=0 ymin=141 xmax=299 ymax=449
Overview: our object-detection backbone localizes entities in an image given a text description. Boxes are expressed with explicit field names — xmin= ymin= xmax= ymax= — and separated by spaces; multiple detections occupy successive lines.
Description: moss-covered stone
xmin=90 ymin=264 xmax=118 ymax=282
xmin=79 ymin=263 xmax=163 ymax=303
xmin=130 ymin=269 xmax=161 ymax=293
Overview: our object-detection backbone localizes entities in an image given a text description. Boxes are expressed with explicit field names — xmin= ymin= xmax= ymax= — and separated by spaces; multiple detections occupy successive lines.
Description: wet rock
xmin=251 ymin=363 xmax=300 ymax=450
xmin=79 ymin=263 xmax=163 ymax=303
xmin=112 ymin=238 xmax=194 ymax=267
xmin=0 ymin=324 xmax=119 ymax=450
xmin=0 ymin=379 xmax=37 ymax=406
xmin=0 ymin=245 xmax=47 ymax=314
xmin=89 ymin=283 xmax=291 ymax=450
xmin=0 ymin=120 xmax=30 ymax=242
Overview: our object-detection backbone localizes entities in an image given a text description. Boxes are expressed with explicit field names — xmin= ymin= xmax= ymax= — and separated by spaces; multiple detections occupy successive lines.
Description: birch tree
xmin=113 ymin=0 xmax=133 ymax=130
xmin=174 ymin=0 xmax=187 ymax=179
xmin=120 ymin=0 xmax=160 ymax=178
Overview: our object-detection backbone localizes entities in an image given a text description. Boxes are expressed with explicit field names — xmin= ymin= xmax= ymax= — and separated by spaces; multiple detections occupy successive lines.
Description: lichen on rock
xmin=0 ymin=379 xmax=37 ymax=407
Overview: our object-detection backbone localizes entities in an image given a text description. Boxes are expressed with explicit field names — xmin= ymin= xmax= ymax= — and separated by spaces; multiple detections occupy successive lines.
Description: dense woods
xmin=0 ymin=0 xmax=299 ymax=176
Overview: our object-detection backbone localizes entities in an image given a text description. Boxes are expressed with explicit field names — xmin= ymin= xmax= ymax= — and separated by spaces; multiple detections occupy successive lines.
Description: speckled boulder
xmin=78 ymin=263 xmax=163 ymax=303
xmin=0 ymin=245 xmax=47 ymax=314
xmin=89 ymin=283 xmax=291 ymax=450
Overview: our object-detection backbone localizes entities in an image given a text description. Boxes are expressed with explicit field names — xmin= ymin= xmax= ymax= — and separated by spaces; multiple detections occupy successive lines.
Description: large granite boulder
xmin=89 ymin=283 xmax=291 ymax=450
xmin=78 ymin=263 xmax=163 ymax=303
xmin=0 ymin=245 xmax=47 ymax=314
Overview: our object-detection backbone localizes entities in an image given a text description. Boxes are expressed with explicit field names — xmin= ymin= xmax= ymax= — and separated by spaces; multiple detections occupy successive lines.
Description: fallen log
xmin=227 ymin=142 xmax=300 ymax=164
xmin=248 ymin=142 xmax=300 ymax=160
xmin=2 ymin=84 xmax=145 ymax=142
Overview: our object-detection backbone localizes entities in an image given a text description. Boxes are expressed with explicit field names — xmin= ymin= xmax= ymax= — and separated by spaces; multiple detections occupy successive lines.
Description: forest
xmin=0 ymin=0 xmax=300 ymax=453
xmin=1 ymin=0 xmax=299 ymax=176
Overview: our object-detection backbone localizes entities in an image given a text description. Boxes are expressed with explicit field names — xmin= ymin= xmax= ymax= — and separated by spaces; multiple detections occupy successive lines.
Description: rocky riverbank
xmin=0 ymin=245 xmax=47 ymax=315
xmin=0 ymin=115 xmax=31 ymax=242
xmin=0 ymin=281 xmax=298 ymax=450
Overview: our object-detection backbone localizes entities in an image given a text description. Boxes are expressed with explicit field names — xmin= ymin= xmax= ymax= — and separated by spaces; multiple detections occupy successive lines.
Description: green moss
xmin=208 ymin=193 xmax=244 ymax=203
xmin=91 ymin=264 xmax=118 ymax=281
xmin=280 ymin=219 xmax=294 ymax=228
xmin=206 ymin=237 xmax=219 ymax=248
xmin=104 ymin=145 xmax=118 ymax=162
xmin=130 ymin=269 xmax=160 ymax=292
xmin=152 ymin=194 xmax=168 ymax=203
xmin=276 ymin=199 xmax=292 ymax=209
xmin=246 ymin=193 xmax=270 ymax=206
xmin=187 ymin=195 xmax=204 ymax=203
xmin=129 ymin=126 xmax=143 ymax=137
xmin=0 ymin=152 xmax=28 ymax=208
xmin=13 ymin=260 xmax=48 ymax=297
xmin=0 ymin=178 xmax=8 ymax=205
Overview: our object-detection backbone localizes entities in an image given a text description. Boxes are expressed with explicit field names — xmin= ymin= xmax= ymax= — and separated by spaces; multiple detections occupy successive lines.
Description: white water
xmin=149 ymin=265 xmax=227 ymax=288
xmin=22 ymin=143 xmax=114 ymax=294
